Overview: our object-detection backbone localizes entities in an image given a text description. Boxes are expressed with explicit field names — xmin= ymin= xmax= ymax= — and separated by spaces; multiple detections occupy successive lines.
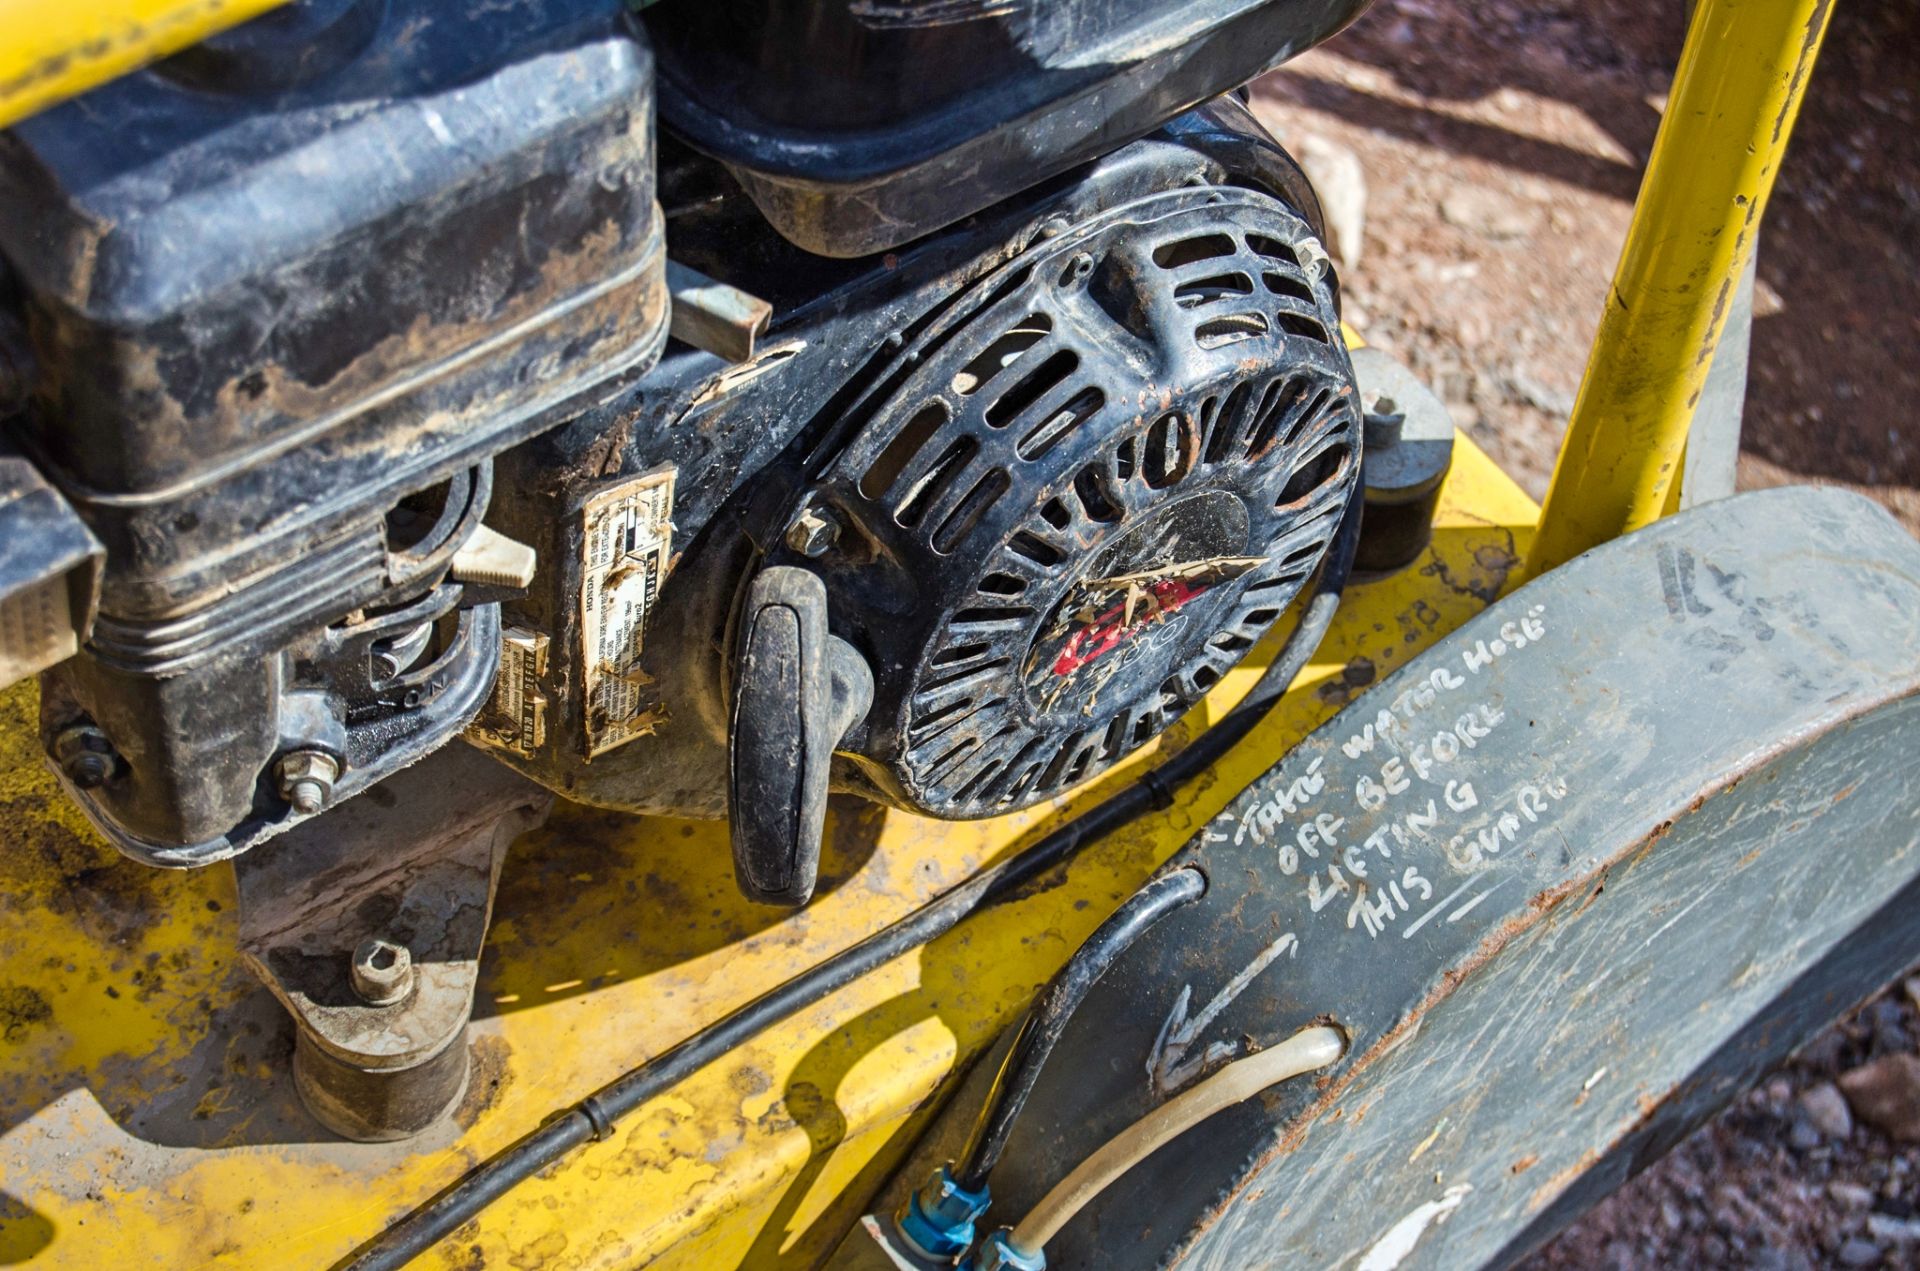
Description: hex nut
xmin=276 ymin=750 xmax=341 ymax=815
xmin=349 ymin=938 xmax=415 ymax=1006
xmin=52 ymin=724 xmax=120 ymax=789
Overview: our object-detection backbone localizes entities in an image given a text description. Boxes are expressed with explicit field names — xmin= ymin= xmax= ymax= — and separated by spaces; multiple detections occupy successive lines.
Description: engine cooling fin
xmin=790 ymin=187 xmax=1361 ymax=819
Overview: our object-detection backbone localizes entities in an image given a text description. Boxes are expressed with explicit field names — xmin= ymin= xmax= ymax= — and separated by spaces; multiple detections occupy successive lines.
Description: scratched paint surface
xmin=0 ymin=438 xmax=1534 ymax=1268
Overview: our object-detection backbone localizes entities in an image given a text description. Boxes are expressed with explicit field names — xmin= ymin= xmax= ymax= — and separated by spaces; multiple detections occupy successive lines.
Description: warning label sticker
xmin=580 ymin=467 xmax=675 ymax=757
xmin=468 ymin=627 xmax=551 ymax=757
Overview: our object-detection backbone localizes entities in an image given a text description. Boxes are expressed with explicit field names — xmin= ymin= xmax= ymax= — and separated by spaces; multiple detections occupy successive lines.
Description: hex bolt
xmin=68 ymin=751 xmax=114 ymax=788
xmin=275 ymin=749 xmax=341 ymax=815
xmin=1295 ymin=236 xmax=1333 ymax=283
xmin=52 ymin=723 xmax=120 ymax=789
xmin=349 ymin=937 xmax=415 ymax=1007
xmin=785 ymin=507 xmax=842 ymax=558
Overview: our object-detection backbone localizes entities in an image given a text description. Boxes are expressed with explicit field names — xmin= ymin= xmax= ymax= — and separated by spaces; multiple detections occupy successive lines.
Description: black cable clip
xmin=577 ymin=1096 xmax=616 ymax=1142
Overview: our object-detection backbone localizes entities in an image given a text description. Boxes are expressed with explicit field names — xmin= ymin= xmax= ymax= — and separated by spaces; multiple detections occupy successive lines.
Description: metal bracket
xmin=0 ymin=441 xmax=101 ymax=690
xmin=1351 ymin=346 xmax=1456 ymax=575
xmin=666 ymin=260 xmax=772 ymax=363
xmin=233 ymin=744 xmax=551 ymax=1141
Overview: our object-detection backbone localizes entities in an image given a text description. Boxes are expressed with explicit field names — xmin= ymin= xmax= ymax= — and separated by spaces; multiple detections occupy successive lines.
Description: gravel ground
xmin=1249 ymin=0 xmax=1920 ymax=1265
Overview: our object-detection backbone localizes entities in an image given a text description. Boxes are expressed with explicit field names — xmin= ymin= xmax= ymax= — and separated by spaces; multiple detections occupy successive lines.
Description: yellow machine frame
xmin=0 ymin=0 xmax=1834 ymax=1265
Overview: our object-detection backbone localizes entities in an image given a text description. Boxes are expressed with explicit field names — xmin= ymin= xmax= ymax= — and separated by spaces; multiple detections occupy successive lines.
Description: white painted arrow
xmin=1146 ymin=930 xmax=1298 ymax=1095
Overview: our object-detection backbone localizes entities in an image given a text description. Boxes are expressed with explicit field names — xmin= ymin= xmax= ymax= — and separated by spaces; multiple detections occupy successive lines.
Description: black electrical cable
xmin=340 ymin=492 xmax=1361 ymax=1271
xmin=952 ymin=866 xmax=1207 ymax=1195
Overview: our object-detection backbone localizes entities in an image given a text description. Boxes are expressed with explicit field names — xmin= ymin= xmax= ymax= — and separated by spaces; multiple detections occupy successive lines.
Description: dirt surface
xmin=1250 ymin=1 xmax=1920 ymax=1265
xmin=1252 ymin=0 xmax=1920 ymax=530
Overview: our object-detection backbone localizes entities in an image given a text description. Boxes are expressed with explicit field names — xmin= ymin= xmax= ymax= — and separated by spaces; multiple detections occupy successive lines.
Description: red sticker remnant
xmin=1052 ymin=578 xmax=1209 ymax=676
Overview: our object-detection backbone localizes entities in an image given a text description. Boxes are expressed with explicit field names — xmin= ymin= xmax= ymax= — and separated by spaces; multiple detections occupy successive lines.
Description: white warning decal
xmin=580 ymin=467 xmax=675 ymax=757
xmin=467 ymin=627 xmax=550 ymax=757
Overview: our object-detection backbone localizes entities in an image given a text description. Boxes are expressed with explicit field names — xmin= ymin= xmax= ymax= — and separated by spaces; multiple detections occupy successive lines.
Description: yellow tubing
xmin=1526 ymin=0 xmax=1833 ymax=573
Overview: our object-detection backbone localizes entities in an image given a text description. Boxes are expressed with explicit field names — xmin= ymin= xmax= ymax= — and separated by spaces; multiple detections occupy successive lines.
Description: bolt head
xmin=350 ymin=937 xmax=415 ymax=1006
xmin=785 ymin=508 xmax=841 ymax=558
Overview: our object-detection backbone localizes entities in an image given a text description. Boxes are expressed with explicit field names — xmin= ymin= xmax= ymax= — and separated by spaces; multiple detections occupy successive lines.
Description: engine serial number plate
xmin=580 ymin=466 xmax=675 ymax=758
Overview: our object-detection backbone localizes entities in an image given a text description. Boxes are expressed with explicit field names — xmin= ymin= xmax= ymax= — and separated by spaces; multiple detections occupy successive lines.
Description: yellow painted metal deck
xmin=0 ymin=439 xmax=1536 ymax=1269
xmin=0 ymin=0 xmax=288 ymax=130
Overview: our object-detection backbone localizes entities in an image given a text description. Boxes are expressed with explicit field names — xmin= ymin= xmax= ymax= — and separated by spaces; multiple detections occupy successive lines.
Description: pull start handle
xmin=728 ymin=566 xmax=873 ymax=906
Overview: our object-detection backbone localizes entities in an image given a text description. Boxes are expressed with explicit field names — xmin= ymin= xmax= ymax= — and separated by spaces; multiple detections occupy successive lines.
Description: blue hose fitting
xmin=968 ymin=1228 xmax=1047 ymax=1271
xmin=896 ymin=1164 xmax=992 ymax=1262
